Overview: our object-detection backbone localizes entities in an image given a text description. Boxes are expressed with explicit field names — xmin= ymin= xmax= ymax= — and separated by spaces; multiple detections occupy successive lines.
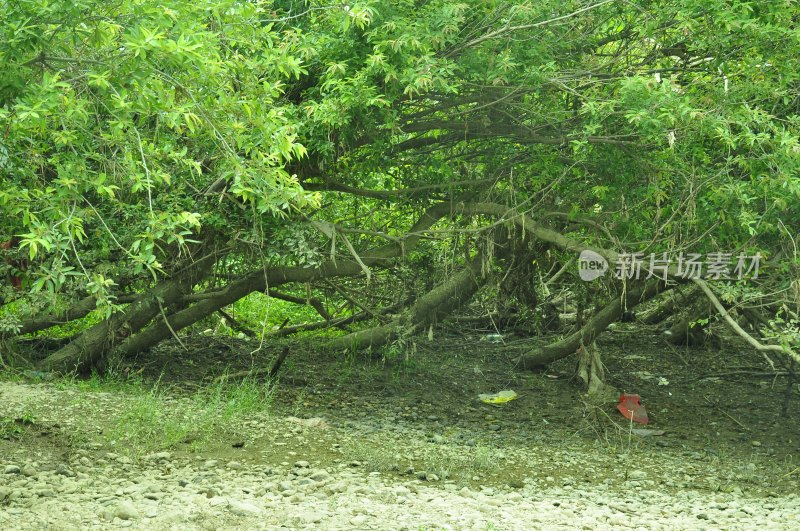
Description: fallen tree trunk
xmin=30 ymin=200 xmax=462 ymax=373
xmin=38 ymin=253 xmax=217 ymax=374
xmin=327 ymin=253 xmax=487 ymax=350
xmin=664 ymin=297 xmax=714 ymax=346
xmin=98 ymin=201 xmax=464 ymax=362
xmin=638 ymin=285 xmax=696 ymax=325
xmin=519 ymin=281 xmax=662 ymax=369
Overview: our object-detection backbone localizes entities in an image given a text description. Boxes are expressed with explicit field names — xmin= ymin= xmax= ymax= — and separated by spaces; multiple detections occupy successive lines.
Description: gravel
xmin=2 ymin=382 xmax=799 ymax=530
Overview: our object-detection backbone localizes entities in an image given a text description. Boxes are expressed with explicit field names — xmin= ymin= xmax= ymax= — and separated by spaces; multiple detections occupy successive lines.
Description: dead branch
xmin=694 ymin=278 xmax=800 ymax=364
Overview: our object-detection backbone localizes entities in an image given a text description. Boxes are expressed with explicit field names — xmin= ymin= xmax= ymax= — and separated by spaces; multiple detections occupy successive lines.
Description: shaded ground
xmin=136 ymin=321 xmax=800 ymax=485
xmin=1 ymin=322 xmax=799 ymax=529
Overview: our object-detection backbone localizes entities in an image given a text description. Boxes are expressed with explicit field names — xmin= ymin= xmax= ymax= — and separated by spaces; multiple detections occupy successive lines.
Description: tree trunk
xmin=639 ymin=284 xmax=697 ymax=325
xmin=39 ymin=254 xmax=216 ymax=374
xmin=519 ymin=281 xmax=662 ymax=369
xmin=328 ymin=253 xmax=487 ymax=350
xmin=664 ymin=297 xmax=714 ymax=346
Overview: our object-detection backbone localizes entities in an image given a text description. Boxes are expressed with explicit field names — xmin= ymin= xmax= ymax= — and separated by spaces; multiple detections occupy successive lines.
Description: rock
xmin=228 ymin=500 xmax=262 ymax=516
xmin=114 ymin=500 xmax=140 ymax=520
xmin=350 ymin=515 xmax=369 ymax=526
xmin=628 ymin=470 xmax=647 ymax=480
xmin=4 ymin=465 xmax=21 ymax=474
xmin=294 ymin=460 xmax=310 ymax=468
xmin=487 ymin=424 xmax=501 ymax=432
xmin=202 ymin=459 xmax=219 ymax=469
xmin=56 ymin=464 xmax=76 ymax=477
xmin=326 ymin=482 xmax=347 ymax=494
xmin=21 ymin=464 xmax=38 ymax=477
xmin=394 ymin=486 xmax=411 ymax=496
xmin=309 ymin=469 xmax=330 ymax=482
xmin=297 ymin=511 xmax=326 ymax=524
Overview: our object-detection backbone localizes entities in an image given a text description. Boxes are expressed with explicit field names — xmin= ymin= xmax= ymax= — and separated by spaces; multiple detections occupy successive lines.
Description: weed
xmin=195 ymin=374 xmax=275 ymax=423
xmin=0 ymin=409 xmax=35 ymax=439
xmin=110 ymin=385 xmax=193 ymax=455
xmin=0 ymin=417 xmax=25 ymax=439
xmin=102 ymin=373 xmax=274 ymax=456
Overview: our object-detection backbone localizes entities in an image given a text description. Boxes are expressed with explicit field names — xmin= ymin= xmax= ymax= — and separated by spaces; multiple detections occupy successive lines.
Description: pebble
xmin=228 ymin=500 xmax=262 ymax=516
xmin=0 ymin=382 xmax=795 ymax=531
xmin=114 ymin=500 xmax=140 ymax=520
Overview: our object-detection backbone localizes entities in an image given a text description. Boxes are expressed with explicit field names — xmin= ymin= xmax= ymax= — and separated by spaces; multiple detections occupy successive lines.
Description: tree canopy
xmin=1 ymin=0 xmax=798 ymax=373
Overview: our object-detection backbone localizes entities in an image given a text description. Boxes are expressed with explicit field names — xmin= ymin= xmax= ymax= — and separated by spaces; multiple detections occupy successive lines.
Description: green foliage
xmin=0 ymin=410 xmax=36 ymax=439
xmin=233 ymin=292 xmax=319 ymax=333
xmin=1 ymin=0 xmax=321 ymax=295
xmin=1 ymin=0 xmax=797 ymax=355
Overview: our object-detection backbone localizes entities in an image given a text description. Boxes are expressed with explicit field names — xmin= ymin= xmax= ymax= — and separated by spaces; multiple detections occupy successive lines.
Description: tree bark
xmin=39 ymin=253 xmax=216 ymax=374
xmin=519 ymin=281 xmax=662 ymax=369
xmin=639 ymin=284 xmax=698 ymax=325
xmin=328 ymin=253 xmax=487 ymax=350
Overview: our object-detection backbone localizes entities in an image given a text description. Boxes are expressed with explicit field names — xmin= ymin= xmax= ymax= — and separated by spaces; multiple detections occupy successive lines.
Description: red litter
xmin=617 ymin=393 xmax=649 ymax=425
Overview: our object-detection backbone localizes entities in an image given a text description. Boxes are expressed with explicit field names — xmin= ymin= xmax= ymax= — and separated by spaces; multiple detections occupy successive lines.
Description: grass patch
xmin=110 ymin=387 xmax=193 ymax=452
xmin=56 ymin=370 xmax=147 ymax=394
xmin=113 ymin=376 xmax=274 ymax=456
xmin=193 ymin=374 xmax=276 ymax=423
xmin=0 ymin=410 xmax=36 ymax=440
xmin=56 ymin=371 xmax=275 ymax=456
xmin=418 ymin=444 xmax=500 ymax=483
xmin=343 ymin=437 xmax=500 ymax=485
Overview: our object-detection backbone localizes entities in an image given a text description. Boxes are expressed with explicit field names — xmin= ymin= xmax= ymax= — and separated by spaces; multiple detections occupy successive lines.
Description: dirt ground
xmin=2 ymin=321 xmax=799 ymax=529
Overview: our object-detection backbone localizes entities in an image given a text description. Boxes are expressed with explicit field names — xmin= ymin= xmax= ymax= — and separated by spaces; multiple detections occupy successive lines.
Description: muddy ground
xmin=1 ymin=321 xmax=799 ymax=529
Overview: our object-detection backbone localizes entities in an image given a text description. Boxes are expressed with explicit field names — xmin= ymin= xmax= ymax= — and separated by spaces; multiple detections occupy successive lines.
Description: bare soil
xmin=2 ymin=322 xmax=799 ymax=529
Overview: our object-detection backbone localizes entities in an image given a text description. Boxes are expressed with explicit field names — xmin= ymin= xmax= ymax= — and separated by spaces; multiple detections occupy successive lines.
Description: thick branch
xmin=694 ymin=278 xmax=800 ymax=364
xmin=519 ymin=281 xmax=663 ymax=368
xmin=328 ymin=253 xmax=487 ymax=350
xmin=104 ymin=201 xmax=461 ymax=358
